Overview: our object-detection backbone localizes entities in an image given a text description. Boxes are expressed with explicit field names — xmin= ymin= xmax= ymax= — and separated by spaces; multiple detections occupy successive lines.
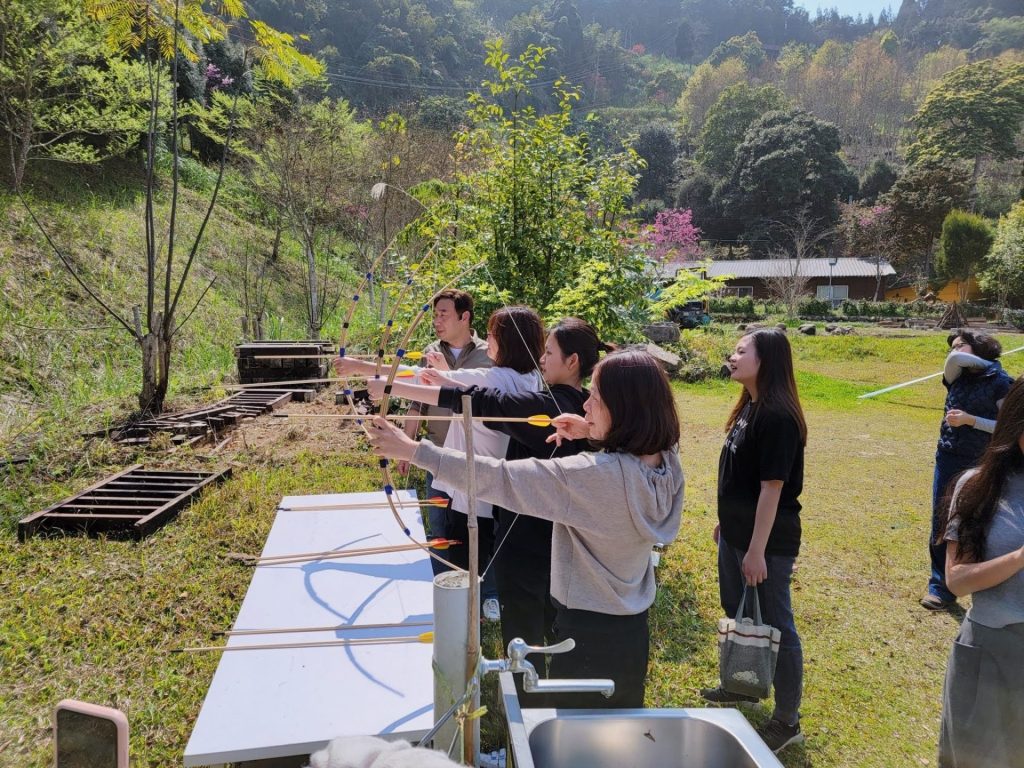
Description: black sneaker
xmin=700 ymin=686 xmax=759 ymax=704
xmin=757 ymin=718 xmax=804 ymax=753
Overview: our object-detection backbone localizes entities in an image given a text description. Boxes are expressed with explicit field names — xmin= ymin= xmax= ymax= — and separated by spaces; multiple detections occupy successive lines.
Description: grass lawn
xmin=2 ymin=329 xmax=1022 ymax=767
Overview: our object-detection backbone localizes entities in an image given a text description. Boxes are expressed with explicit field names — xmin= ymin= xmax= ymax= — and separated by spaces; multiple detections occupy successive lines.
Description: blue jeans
xmin=718 ymin=538 xmax=803 ymax=725
xmin=930 ymin=452 xmax=976 ymax=602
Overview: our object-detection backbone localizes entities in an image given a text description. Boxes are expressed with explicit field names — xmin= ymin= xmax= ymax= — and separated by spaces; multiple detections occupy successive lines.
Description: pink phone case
xmin=54 ymin=699 xmax=129 ymax=768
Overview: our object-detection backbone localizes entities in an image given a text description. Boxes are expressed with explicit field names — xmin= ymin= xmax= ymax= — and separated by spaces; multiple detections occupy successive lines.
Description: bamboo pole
xmin=462 ymin=394 xmax=480 ymax=767
xmin=858 ymin=344 xmax=1024 ymax=399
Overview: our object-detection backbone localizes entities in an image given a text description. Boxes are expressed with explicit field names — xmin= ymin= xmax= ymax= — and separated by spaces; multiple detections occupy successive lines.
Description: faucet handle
xmin=506 ymin=637 xmax=575 ymax=663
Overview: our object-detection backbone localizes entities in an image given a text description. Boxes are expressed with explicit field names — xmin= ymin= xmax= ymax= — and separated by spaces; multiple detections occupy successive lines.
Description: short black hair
xmin=590 ymin=349 xmax=679 ymax=455
xmin=947 ymin=328 xmax=1002 ymax=361
xmin=434 ymin=289 xmax=474 ymax=324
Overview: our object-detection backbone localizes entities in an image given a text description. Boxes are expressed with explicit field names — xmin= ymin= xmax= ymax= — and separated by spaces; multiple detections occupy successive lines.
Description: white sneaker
xmin=482 ymin=598 xmax=501 ymax=622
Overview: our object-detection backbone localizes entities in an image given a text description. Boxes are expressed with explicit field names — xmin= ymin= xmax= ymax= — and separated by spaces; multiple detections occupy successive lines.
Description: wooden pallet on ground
xmin=18 ymin=464 xmax=231 ymax=540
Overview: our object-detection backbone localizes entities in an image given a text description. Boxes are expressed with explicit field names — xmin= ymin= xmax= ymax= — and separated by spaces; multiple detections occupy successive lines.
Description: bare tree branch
xmin=17 ymin=194 xmax=138 ymax=339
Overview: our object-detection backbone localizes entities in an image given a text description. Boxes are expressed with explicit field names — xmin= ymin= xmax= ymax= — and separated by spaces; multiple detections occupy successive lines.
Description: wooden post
xmin=461 ymin=394 xmax=479 ymax=767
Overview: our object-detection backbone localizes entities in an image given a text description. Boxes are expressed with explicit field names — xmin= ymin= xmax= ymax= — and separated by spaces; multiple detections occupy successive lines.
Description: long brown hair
xmin=590 ymin=349 xmax=680 ymax=455
xmin=941 ymin=375 xmax=1024 ymax=562
xmin=725 ymin=329 xmax=807 ymax=444
xmin=487 ymin=306 xmax=545 ymax=374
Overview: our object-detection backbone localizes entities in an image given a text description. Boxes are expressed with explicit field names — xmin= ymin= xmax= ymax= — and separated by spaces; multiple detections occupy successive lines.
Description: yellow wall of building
xmin=884 ymin=277 xmax=983 ymax=302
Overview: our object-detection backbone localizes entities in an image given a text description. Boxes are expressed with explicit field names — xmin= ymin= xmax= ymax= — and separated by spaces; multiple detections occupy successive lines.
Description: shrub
xmin=709 ymin=296 xmax=756 ymax=316
xmin=1003 ymin=309 xmax=1024 ymax=330
xmin=798 ymin=298 xmax=832 ymax=316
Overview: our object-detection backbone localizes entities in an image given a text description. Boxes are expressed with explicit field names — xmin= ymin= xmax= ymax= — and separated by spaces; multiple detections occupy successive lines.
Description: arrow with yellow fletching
xmin=220 ymin=370 xmax=417 ymax=391
xmin=273 ymin=413 xmax=556 ymax=428
xmin=250 ymin=352 xmax=425 ymax=361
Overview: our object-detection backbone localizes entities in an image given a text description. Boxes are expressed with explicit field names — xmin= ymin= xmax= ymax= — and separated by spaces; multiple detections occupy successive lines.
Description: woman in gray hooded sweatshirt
xmin=367 ymin=349 xmax=684 ymax=708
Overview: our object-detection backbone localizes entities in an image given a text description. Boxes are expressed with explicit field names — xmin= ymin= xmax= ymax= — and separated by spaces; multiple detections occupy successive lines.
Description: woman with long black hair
xmin=701 ymin=328 xmax=807 ymax=754
xmin=366 ymin=349 xmax=684 ymax=709
xmin=938 ymin=375 xmax=1024 ymax=767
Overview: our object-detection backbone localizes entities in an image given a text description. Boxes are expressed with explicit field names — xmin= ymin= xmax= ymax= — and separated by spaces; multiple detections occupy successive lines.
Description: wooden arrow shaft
xmin=279 ymin=499 xmax=448 ymax=512
xmin=275 ymin=413 xmax=547 ymax=423
xmin=219 ymin=620 xmax=432 ymax=637
xmin=250 ymin=541 xmax=425 ymax=566
xmin=176 ymin=634 xmax=431 ymax=653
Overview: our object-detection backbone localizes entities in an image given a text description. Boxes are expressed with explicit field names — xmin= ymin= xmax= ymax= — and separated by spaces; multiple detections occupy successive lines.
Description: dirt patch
xmin=201 ymin=388 xmax=365 ymax=463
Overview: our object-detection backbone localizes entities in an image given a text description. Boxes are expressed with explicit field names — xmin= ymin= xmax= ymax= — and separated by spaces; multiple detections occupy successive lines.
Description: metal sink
xmin=499 ymin=673 xmax=783 ymax=768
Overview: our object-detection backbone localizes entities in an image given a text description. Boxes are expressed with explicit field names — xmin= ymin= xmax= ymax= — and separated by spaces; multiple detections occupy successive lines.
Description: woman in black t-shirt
xmin=701 ymin=328 xmax=808 ymax=755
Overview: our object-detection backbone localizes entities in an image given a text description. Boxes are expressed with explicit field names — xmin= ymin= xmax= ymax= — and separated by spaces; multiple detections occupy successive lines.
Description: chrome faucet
xmin=479 ymin=637 xmax=615 ymax=698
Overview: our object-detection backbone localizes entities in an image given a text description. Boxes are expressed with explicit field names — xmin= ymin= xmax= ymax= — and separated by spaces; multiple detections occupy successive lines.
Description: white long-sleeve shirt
xmin=427 ymin=366 xmax=543 ymax=518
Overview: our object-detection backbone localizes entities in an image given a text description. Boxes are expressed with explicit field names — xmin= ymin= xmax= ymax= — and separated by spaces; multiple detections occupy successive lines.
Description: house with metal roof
xmin=667 ymin=257 xmax=897 ymax=302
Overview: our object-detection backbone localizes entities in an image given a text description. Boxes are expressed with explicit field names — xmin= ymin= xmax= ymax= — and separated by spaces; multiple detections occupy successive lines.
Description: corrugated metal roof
xmin=669 ymin=257 xmax=895 ymax=279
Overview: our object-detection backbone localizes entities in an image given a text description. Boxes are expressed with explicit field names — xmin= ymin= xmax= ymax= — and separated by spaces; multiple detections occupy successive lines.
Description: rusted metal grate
xmin=18 ymin=464 xmax=231 ymax=540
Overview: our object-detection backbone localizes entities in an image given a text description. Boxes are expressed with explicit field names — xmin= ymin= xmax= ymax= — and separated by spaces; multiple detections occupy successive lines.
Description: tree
xmin=427 ymin=40 xmax=645 ymax=340
xmin=762 ymin=207 xmax=833 ymax=317
xmin=858 ymin=158 xmax=897 ymax=204
xmin=936 ymin=210 xmax=995 ymax=302
xmin=255 ymin=97 xmax=370 ymax=338
xmin=675 ymin=57 xmax=747 ymax=138
xmin=695 ymin=83 xmax=787 ymax=177
xmin=978 ymin=202 xmax=1024 ymax=308
xmin=838 ymin=202 xmax=894 ymax=300
xmin=640 ymin=208 xmax=701 ymax=262
xmin=632 ymin=123 xmax=677 ymax=202
xmin=714 ymin=109 xmax=857 ymax=246
xmin=28 ymin=0 xmax=322 ymax=413
xmin=908 ymin=60 xmax=1024 ymax=193
xmin=881 ymin=159 xmax=972 ymax=279
xmin=0 ymin=0 xmax=149 ymax=190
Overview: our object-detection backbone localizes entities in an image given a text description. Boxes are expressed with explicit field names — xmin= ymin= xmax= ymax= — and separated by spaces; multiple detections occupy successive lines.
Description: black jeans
xmin=540 ymin=599 xmax=650 ymax=709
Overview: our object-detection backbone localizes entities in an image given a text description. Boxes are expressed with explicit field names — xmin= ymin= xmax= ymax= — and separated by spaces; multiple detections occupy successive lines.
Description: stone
xmin=799 ymin=323 xmax=816 ymax=335
xmin=642 ymin=322 xmax=680 ymax=344
xmin=824 ymin=323 xmax=838 ymax=333
xmin=776 ymin=323 xmax=787 ymax=331
xmin=630 ymin=342 xmax=680 ymax=373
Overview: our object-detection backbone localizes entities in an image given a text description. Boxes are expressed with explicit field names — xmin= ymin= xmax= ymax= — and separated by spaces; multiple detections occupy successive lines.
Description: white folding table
xmin=183 ymin=490 xmax=435 ymax=766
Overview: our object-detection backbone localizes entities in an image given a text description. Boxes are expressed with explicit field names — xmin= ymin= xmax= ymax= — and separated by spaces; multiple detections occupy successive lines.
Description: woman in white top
xmin=335 ymin=306 xmax=545 ymax=597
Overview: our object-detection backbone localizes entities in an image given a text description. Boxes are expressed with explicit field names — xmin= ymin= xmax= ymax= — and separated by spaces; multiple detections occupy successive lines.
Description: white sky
xmin=794 ymin=0 xmax=898 ymax=20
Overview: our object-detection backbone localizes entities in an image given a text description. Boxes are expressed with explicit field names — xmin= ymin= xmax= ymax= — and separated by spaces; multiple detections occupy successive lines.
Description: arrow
xmin=279 ymin=496 xmax=450 ymax=512
xmin=219 ymin=370 xmax=417 ymax=391
xmin=250 ymin=352 xmax=425 ymax=361
xmin=243 ymin=538 xmax=460 ymax=567
xmin=173 ymin=631 xmax=435 ymax=654
xmin=215 ymin=619 xmax=433 ymax=637
xmin=273 ymin=413 xmax=556 ymax=427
